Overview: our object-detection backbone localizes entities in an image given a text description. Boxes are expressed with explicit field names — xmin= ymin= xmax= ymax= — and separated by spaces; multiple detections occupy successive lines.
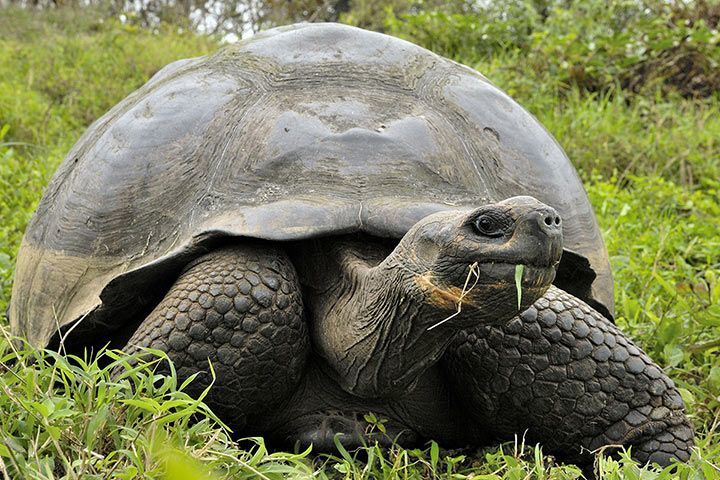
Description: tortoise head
xmin=395 ymin=196 xmax=563 ymax=326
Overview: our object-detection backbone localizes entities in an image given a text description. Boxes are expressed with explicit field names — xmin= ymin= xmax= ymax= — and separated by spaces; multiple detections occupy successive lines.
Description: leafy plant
xmin=385 ymin=0 xmax=720 ymax=98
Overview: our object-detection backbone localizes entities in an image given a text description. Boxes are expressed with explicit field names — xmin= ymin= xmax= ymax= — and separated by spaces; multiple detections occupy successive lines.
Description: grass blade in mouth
xmin=515 ymin=264 xmax=524 ymax=310
xmin=427 ymin=262 xmax=480 ymax=331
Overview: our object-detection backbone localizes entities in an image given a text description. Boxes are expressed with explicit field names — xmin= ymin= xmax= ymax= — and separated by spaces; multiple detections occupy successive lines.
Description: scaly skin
xmin=123 ymin=245 xmax=309 ymax=431
xmin=444 ymin=285 xmax=693 ymax=465
xmin=123 ymin=249 xmax=693 ymax=467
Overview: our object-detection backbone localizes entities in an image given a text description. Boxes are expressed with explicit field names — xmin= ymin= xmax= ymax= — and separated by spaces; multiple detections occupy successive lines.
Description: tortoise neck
xmin=304 ymin=238 xmax=472 ymax=399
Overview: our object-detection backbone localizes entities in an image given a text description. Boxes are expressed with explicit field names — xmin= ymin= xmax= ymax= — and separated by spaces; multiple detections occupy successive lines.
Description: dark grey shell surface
xmin=11 ymin=23 xmax=613 ymax=347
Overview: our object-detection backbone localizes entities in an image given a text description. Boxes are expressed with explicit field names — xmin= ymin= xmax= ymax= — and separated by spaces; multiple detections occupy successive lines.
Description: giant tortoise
xmin=10 ymin=23 xmax=693 ymax=467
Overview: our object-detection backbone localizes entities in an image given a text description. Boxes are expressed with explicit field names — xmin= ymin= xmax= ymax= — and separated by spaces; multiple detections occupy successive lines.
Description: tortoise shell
xmin=10 ymin=23 xmax=613 ymax=347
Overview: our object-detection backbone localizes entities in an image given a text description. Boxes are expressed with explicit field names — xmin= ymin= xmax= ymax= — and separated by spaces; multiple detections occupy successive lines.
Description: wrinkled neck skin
xmin=297 ymin=238 xmax=520 ymax=400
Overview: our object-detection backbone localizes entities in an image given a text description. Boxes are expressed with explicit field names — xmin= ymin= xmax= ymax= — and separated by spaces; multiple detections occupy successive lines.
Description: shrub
xmin=384 ymin=0 xmax=720 ymax=98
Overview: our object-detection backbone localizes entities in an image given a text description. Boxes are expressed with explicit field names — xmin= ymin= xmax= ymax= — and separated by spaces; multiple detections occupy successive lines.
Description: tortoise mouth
xmin=475 ymin=261 xmax=558 ymax=289
xmin=419 ymin=261 xmax=557 ymax=319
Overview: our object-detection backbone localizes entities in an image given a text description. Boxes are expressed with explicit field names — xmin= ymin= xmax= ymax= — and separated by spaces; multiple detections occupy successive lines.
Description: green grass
xmin=1 ymin=4 xmax=719 ymax=479
xmin=0 ymin=336 xmax=319 ymax=479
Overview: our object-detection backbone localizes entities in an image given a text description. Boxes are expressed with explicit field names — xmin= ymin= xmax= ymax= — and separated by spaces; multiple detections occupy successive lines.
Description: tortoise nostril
xmin=537 ymin=211 xmax=561 ymax=235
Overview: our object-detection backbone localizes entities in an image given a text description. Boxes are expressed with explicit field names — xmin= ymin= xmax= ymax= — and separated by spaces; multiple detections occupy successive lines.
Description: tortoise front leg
xmin=122 ymin=244 xmax=309 ymax=432
xmin=443 ymin=285 xmax=693 ymax=467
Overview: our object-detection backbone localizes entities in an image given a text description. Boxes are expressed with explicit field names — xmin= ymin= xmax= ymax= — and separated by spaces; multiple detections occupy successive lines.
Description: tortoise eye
xmin=473 ymin=214 xmax=505 ymax=237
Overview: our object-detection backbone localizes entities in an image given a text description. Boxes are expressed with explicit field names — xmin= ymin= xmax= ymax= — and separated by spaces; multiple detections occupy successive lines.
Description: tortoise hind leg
xmin=122 ymin=244 xmax=309 ymax=432
xmin=443 ymin=285 xmax=693 ymax=467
